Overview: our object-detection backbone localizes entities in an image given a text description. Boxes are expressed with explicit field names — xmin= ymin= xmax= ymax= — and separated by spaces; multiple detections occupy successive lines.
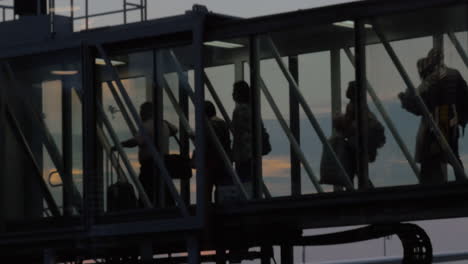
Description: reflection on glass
xmin=2 ymin=50 xmax=82 ymax=225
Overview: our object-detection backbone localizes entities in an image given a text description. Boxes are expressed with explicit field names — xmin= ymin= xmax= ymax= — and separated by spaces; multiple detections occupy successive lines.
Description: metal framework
xmin=0 ymin=0 xmax=466 ymax=263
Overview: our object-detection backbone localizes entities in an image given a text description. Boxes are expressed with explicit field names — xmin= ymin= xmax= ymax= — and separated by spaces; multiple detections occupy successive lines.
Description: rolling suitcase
xmin=106 ymin=150 xmax=137 ymax=212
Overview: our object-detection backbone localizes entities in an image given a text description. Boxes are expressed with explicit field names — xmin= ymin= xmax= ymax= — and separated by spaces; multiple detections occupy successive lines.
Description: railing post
xmin=82 ymin=42 xmax=96 ymax=228
xmin=62 ymin=76 xmax=74 ymax=216
xmin=193 ymin=11 xmax=207 ymax=220
xmin=251 ymin=35 xmax=263 ymax=199
xmin=355 ymin=19 xmax=370 ymax=189
xmin=289 ymin=55 xmax=301 ymax=196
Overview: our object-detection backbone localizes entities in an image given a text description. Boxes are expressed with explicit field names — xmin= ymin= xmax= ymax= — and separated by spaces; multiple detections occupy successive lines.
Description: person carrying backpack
xmin=398 ymin=48 xmax=468 ymax=184
xmin=320 ymin=81 xmax=386 ymax=188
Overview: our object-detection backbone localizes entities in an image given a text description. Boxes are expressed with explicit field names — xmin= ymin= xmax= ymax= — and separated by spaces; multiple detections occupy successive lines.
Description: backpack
xmin=320 ymin=136 xmax=355 ymax=186
xmin=261 ymin=123 xmax=272 ymax=155
xmin=455 ymin=73 xmax=468 ymax=134
xmin=367 ymin=115 xmax=386 ymax=162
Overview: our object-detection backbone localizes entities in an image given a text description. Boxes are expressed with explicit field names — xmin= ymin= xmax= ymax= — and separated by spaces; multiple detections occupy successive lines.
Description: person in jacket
xmin=204 ymin=100 xmax=232 ymax=202
xmin=399 ymin=48 xmax=466 ymax=184
xmin=119 ymin=101 xmax=178 ymax=205
xmin=231 ymin=80 xmax=253 ymax=196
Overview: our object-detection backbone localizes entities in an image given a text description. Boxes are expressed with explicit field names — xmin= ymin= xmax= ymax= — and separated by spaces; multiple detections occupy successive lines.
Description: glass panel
xmin=96 ymin=44 xmax=193 ymax=214
xmin=256 ymin=20 xmax=357 ymax=197
xmin=366 ymin=3 xmax=468 ymax=187
xmin=1 ymin=49 xmax=83 ymax=229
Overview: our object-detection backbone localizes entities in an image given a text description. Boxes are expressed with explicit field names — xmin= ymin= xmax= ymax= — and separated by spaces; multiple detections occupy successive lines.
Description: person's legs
xmin=420 ymin=156 xmax=446 ymax=185
xmin=139 ymin=161 xmax=155 ymax=207
xmin=235 ymin=159 xmax=252 ymax=182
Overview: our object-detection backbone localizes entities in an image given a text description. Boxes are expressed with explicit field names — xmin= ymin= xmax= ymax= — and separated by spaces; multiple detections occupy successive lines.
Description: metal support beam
xmin=3 ymin=62 xmax=83 ymax=211
xmin=372 ymin=20 xmax=467 ymax=181
xmin=155 ymin=51 xmax=166 ymax=207
xmin=344 ymin=48 xmax=421 ymax=182
xmin=140 ymin=240 xmax=153 ymax=264
xmin=62 ymin=78 xmax=74 ymax=216
xmin=193 ymin=12 xmax=207 ymax=219
xmin=289 ymin=55 xmax=301 ymax=196
xmin=106 ymin=80 xmax=137 ymax=135
xmin=5 ymin=107 xmax=60 ymax=217
xmin=355 ymin=20 xmax=370 ymax=189
xmin=251 ymin=35 xmax=263 ymax=199
xmin=187 ymin=236 xmax=200 ymax=264
xmin=448 ymin=32 xmax=468 ymax=69
xmin=265 ymin=36 xmax=353 ymax=190
xmin=0 ymin=60 xmax=5 ymax=231
xmin=261 ymin=245 xmax=272 ymax=264
xmin=235 ymin=61 xmax=244 ymax=82
xmin=281 ymin=244 xmax=294 ymax=264
xmin=331 ymin=49 xmax=346 ymax=191
xmin=179 ymin=70 xmax=191 ymax=206
xmin=204 ymin=72 xmax=232 ymax=132
xmin=260 ymin=78 xmax=325 ymax=192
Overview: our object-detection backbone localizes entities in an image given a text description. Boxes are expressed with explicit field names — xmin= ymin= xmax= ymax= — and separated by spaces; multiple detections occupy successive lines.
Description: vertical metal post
xmin=43 ymin=249 xmax=56 ymax=264
xmin=154 ymin=51 xmax=165 ymax=207
xmin=140 ymin=0 xmax=144 ymax=21
xmin=140 ymin=240 xmax=153 ymax=264
xmin=261 ymin=245 xmax=272 ymax=264
xmin=187 ymin=236 xmax=200 ymax=264
xmin=281 ymin=245 xmax=294 ymax=264
xmin=144 ymin=0 xmax=148 ymax=20
xmin=216 ymin=246 xmax=226 ymax=264
xmin=355 ymin=20 xmax=370 ymax=189
xmin=85 ymin=0 xmax=88 ymax=30
xmin=289 ymin=55 xmax=301 ymax=196
xmin=62 ymin=77 xmax=73 ymax=216
xmin=331 ymin=49 xmax=345 ymax=190
xmin=235 ymin=61 xmax=245 ymax=82
xmin=0 ymin=65 xmax=6 ymax=231
xmin=82 ymin=42 xmax=96 ymax=228
xmin=123 ymin=0 xmax=127 ymax=24
xmin=180 ymin=71 xmax=191 ymax=206
xmin=70 ymin=0 xmax=74 ymax=19
xmin=433 ymin=34 xmax=444 ymax=51
xmin=193 ymin=12 xmax=207 ymax=220
xmin=250 ymin=36 xmax=262 ymax=199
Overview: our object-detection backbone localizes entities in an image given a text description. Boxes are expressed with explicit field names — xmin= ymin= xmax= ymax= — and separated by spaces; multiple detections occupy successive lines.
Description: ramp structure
xmin=0 ymin=0 xmax=467 ymax=263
